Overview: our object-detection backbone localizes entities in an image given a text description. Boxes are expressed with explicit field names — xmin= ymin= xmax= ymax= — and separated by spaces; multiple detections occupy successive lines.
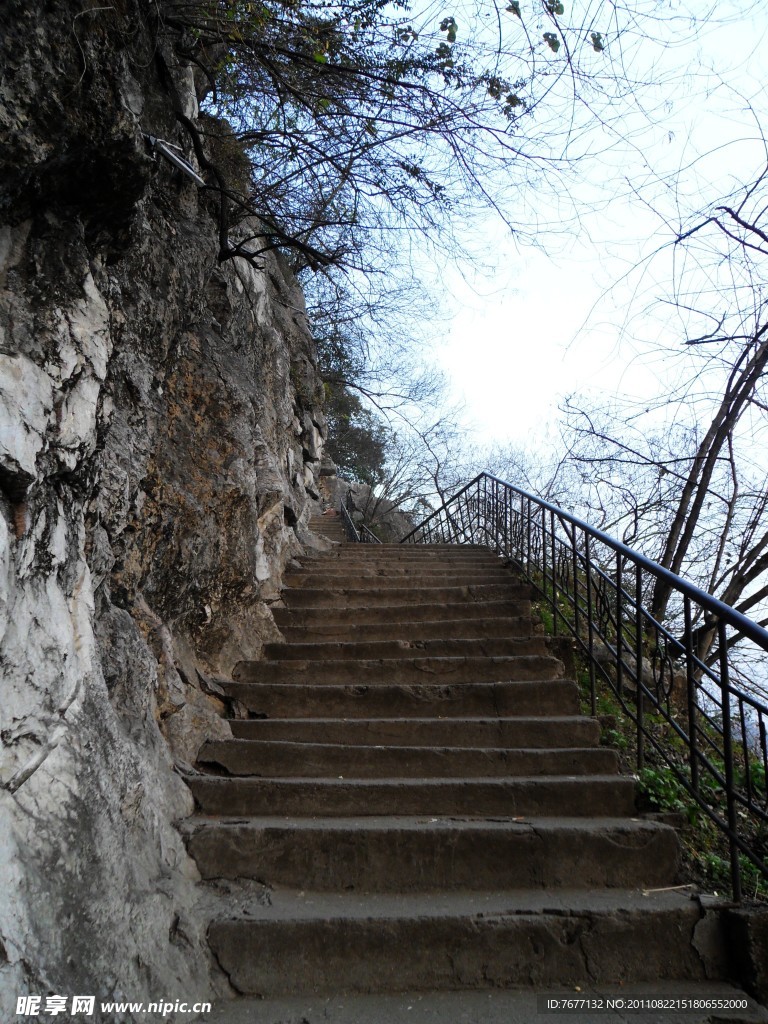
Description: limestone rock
xmin=0 ymin=1 xmax=326 ymax=1014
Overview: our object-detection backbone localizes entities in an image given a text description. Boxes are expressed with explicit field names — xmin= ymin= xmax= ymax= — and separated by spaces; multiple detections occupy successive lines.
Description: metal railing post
xmin=585 ymin=535 xmax=596 ymax=717
xmin=503 ymin=483 xmax=510 ymax=558
xmin=340 ymin=496 xmax=360 ymax=542
xmin=480 ymin=476 xmax=487 ymax=543
xmin=635 ymin=563 xmax=644 ymax=772
xmin=542 ymin=506 xmax=549 ymax=606
xmin=550 ymin=509 xmax=557 ymax=636
xmin=718 ymin=619 xmax=742 ymax=902
xmin=571 ymin=521 xmax=580 ymax=638
xmin=684 ymin=597 xmax=699 ymax=795
xmin=616 ymin=554 xmax=623 ymax=700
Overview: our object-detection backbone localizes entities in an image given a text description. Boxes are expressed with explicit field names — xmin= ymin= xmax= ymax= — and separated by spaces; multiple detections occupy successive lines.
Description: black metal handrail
xmin=359 ymin=523 xmax=382 ymax=544
xmin=340 ymin=492 xmax=382 ymax=544
xmin=402 ymin=472 xmax=768 ymax=901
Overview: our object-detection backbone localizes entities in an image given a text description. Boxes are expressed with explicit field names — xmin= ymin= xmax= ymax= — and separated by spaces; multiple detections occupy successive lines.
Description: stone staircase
xmin=186 ymin=537 xmax=762 ymax=1012
xmin=310 ymin=508 xmax=348 ymax=544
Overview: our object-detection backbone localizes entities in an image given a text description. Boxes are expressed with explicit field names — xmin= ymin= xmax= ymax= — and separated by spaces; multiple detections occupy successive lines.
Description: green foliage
xmin=532 ymin=601 xmax=554 ymax=634
xmin=692 ymin=850 xmax=768 ymax=902
xmin=738 ymin=756 xmax=766 ymax=794
xmin=315 ymin=319 xmax=389 ymax=485
xmin=322 ymin=382 xmax=388 ymax=487
xmin=534 ymin=600 xmax=766 ymax=901
xmin=439 ymin=16 xmax=458 ymax=43
xmin=601 ymin=727 xmax=628 ymax=751
xmin=637 ymin=766 xmax=694 ymax=820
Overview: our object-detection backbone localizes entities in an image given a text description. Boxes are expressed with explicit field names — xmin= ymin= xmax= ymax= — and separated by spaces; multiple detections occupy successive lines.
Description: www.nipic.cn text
xmin=16 ymin=996 xmax=212 ymax=1017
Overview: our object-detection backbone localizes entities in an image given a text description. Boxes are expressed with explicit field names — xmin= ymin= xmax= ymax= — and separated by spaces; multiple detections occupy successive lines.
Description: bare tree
xmin=554 ymin=167 xmax=768 ymax=662
xmin=153 ymin=0 xmax=740 ymax=270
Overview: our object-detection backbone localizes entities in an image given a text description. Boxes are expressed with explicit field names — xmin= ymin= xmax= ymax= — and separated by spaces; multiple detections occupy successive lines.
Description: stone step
xmin=272 ymin=599 xmax=532 ymax=627
xmin=232 ymin=652 xmax=564 ymax=686
xmin=188 ymin=537 xmax=748 ymax=1008
xmin=186 ymin=815 xmax=680 ymax=890
xmin=219 ymin=679 xmax=581 ymax=718
xmin=283 ymin=571 xmax=519 ymax=590
xmin=280 ymin=614 xmax=536 ymax=638
xmin=276 ymin=616 xmax=534 ymax=643
xmin=298 ymin=547 xmax=506 ymax=561
xmin=207 ymin=889 xmax=710 ymax=996
xmin=285 ymin=566 xmax=518 ymax=583
xmin=261 ymin=636 xmax=550 ymax=662
xmin=296 ymin=556 xmax=508 ymax=572
xmin=228 ymin=715 xmax=602 ymax=748
xmin=303 ymin=543 xmax=491 ymax=556
xmin=188 ymin=774 xmax=636 ymax=817
xmin=280 ymin=582 xmax=530 ymax=609
xmin=300 ymin=559 xmax=512 ymax=573
xmin=314 ymin=517 xmax=347 ymax=532
xmin=197 ymin=739 xmax=619 ymax=778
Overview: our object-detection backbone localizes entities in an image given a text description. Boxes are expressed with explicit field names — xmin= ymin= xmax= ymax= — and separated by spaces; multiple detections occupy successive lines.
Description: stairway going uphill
xmin=185 ymin=539 xmax=748 ymax=1003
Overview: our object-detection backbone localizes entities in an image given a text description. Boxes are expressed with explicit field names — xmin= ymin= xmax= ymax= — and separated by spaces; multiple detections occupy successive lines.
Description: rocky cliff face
xmin=0 ymin=1 xmax=326 ymax=1012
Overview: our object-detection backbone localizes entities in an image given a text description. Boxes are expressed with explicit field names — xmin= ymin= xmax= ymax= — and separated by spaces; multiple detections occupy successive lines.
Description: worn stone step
xmin=190 ymin=533 xmax=748 ymax=1009
xmin=276 ymin=616 xmax=533 ymax=644
xmin=233 ymin=653 xmax=564 ymax=687
xmin=186 ymin=816 xmax=680 ymax=891
xmin=272 ymin=599 xmax=532 ymax=628
xmin=219 ymin=679 xmax=581 ymax=718
xmin=189 ymin=774 xmax=636 ymax=817
xmin=313 ymin=518 xmax=347 ymax=535
xmin=197 ymin=739 xmax=619 ymax=778
xmin=207 ymin=889 xmax=710 ymax=996
xmin=285 ymin=566 xmax=519 ymax=584
xmin=228 ymin=715 xmax=601 ymax=748
xmin=262 ymin=637 xmax=550 ymax=662
xmin=283 ymin=572 xmax=520 ymax=591
xmin=280 ymin=582 xmax=530 ymax=609
xmin=296 ymin=548 xmax=508 ymax=563
xmin=297 ymin=549 xmax=507 ymax=567
xmin=295 ymin=556 xmax=509 ymax=572
xmin=299 ymin=561 xmax=513 ymax=574
xmin=302 ymin=543 xmax=491 ymax=556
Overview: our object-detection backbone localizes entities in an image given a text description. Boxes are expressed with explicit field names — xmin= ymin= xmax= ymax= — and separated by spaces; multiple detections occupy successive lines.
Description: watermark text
xmin=16 ymin=996 xmax=212 ymax=1017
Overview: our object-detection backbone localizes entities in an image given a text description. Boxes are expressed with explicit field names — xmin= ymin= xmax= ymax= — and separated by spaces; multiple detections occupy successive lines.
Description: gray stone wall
xmin=0 ymin=2 xmax=325 ymax=1013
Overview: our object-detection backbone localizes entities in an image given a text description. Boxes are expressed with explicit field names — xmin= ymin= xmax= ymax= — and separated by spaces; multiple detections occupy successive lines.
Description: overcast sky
xmin=431 ymin=1 xmax=768 ymax=447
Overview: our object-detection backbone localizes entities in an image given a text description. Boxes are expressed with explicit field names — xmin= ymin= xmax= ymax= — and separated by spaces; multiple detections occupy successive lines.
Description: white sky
xmin=432 ymin=2 xmax=768 ymax=447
